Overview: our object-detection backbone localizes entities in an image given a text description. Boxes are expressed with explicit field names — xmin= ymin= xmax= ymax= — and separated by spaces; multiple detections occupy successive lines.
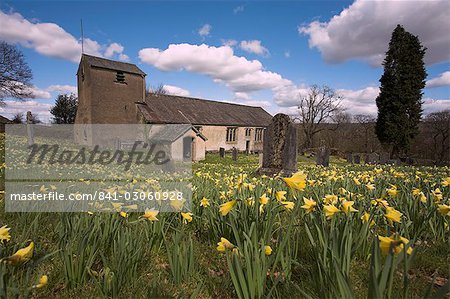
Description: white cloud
xmin=0 ymin=10 xmax=129 ymax=63
xmin=426 ymin=71 xmax=450 ymax=88
xmin=28 ymin=85 xmax=52 ymax=99
xmin=233 ymin=5 xmax=244 ymax=14
xmin=239 ymin=40 xmax=269 ymax=56
xmin=284 ymin=51 xmax=290 ymax=58
xmin=46 ymin=85 xmax=77 ymax=94
xmin=221 ymin=39 xmax=238 ymax=47
xmin=299 ymin=0 xmax=450 ymax=65
xmin=138 ymin=43 xmax=292 ymax=94
xmin=0 ymin=100 xmax=52 ymax=122
xmin=162 ymin=85 xmax=190 ymax=97
xmin=198 ymin=24 xmax=211 ymax=38
xmin=422 ymin=98 xmax=450 ymax=115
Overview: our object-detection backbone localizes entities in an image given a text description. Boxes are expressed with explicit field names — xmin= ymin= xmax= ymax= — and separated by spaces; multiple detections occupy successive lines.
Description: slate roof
xmin=137 ymin=94 xmax=272 ymax=127
xmin=0 ymin=115 xmax=11 ymax=124
xmin=81 ymin=54 xmax=146 ymax=76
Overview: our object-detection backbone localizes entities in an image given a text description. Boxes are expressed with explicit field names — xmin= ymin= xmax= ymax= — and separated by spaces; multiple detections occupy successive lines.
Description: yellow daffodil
xmin=217 ymin=237 xmax=234 ymax=252
xmin=200 ymin=197 xmax=210 ymax=207
xmin=2 ymin=241 xmax=34 ymax=265
xmin=371 ymin=198 xmax=389 ymax=208
xmin=264 ymin=245 xmax=272 ymax=256
xmin=181 ymin=212 xmax=193 ymax=223
xmin=341 ymin=200 xmax=358 ymax=214
xmin=437 ymin=204 xmax=450 ymax=216
xmin=323 ymin=204 xmax=341 ymax=219
xmin=282 ymin=171 xmax=307 ymax=191
xmin=387 ymin=185 xmax=398 ymax=197
xmin=308 ymin=180 xmax=316 ymax=187
xmin=353 ymin=178 xmax=361 ymax=185
xmin=384 ymin=207 xmax=402 ymax=224
xmin=142 ymin=209 xmax=159 ymax=221
xmin=0 ymin=225 xmax=11 ymax=242
xmin=301 ymin=197 xmax=317 ymax=213
xmin=280 ymin=201 xmax=295 ymax=211
xmin=419 ymin=192 xmax=427 ymax=203
xmin=378 ymin=235 xmax=413 ymax=256
xmin=275 ymin=191 xmax=287 ymax=201
xmin=33 ymin=275 xmax=48 ymax=288
xmin=432 ymin=188 xmax=443 ymax=202
xmin=324 ymin=194 xmax=338 ymax=205
xmin=442 ymin=177 xmax=450 ymax=187
xmin=412 ymin=188 xmax=421 ymax=195
xmin=220 ymin=200 xmax=237 ymax=216
xmin=361 ymin=212 xmax=375 ymax=227
xmin=366 ymin=183 xmax=375 ymax=191
xmin=119 ymin=211 xmax=128 ymax=218
xmin=259 ymin=193 xmax=269 ymax=205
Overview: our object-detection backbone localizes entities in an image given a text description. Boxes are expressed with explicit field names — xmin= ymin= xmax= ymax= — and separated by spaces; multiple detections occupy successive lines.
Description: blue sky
xmin=0 ymin=0 xmax=449 ymax=122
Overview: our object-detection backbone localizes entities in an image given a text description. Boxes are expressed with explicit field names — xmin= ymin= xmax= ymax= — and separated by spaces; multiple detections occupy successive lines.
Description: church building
xmin=75 ymin=54 xmax=272 ymax=160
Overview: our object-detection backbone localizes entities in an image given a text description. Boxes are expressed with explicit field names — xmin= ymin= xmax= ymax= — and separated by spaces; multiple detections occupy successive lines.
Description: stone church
xmin=75 ymin=54 xmax=272 ymax=160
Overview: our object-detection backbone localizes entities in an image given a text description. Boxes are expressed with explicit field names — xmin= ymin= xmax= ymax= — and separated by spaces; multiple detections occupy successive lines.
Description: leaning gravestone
xmin=219 ymin=147 xmax=225 ymax=158
xmin=232 ymin=147 xmax=238 ymax=161
xmin=26 ymin=111 xmax=34 ymax=146
xmin=346 ymin=153 xmax=353 ymax=164
xmin=354 ymin=154 xmax=361 ymax=164
xmin=316 ymin=147 xmax=330 ymax=167
xmin=257 ymin=113 xmax=297 ymax=175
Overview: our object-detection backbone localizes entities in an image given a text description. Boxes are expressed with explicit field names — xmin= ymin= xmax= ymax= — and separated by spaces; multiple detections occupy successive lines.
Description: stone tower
xmin=75 ymin=54 xmax=146 ymax=125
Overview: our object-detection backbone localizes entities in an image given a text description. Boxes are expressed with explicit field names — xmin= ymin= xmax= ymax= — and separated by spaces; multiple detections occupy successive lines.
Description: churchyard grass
xmin=0 ymin=133 xmax=449 ymax=298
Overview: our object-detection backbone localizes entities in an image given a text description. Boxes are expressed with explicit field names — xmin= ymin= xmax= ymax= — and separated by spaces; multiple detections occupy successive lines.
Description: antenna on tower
xmin=80 ymin=19 xmax=84 ymax=54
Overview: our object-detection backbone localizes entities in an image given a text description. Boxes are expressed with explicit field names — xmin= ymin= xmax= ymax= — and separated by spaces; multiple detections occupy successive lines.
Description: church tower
xmin=75 ymin=54 xmax=146 ymax=125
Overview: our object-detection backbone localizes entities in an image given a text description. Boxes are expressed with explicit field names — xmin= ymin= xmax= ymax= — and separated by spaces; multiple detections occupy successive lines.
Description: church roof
xmin=137 ymin=94 xmax=272 ymax=127
xmin=80 ymin=54 xmax=146 ymax=76
xmin=0 ymin=115 xmax=11 ymax=124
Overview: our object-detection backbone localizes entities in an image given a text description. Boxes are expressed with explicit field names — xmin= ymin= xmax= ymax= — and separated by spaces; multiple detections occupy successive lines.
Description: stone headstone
xmin=353 ymin=154 xmax=361 ymax=164
xmin=258 ymin=153 xmax=263 ymax=168
xmin=232 ymin=147 xmax=238 ymax=161
xmin=26 ymin=111 xmax=34 ymax=146
xmin=219 ymin=147 xmax=225 ymax=158
xmin=257 ymin=113 xmax=297 ymax=175
xmin=346 ymin=153 xmax=353 ymax=164
xmin=316 ymin=147 xmax=330 ymax=167
xmin=379 ymin=152 xmax=389 ymax=164
xmin=365 ymin=153 xmax=379 ymax=164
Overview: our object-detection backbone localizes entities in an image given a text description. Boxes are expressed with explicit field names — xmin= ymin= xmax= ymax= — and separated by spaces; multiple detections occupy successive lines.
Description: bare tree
xmin=146 ymin=83 xmax=167 ymax=96
xmin=354 ymin=114 xmax=377 ymax=152
xmin=424 ymin=110 xmax=450 ymax=162
xmin=11 ymin=112 xmax=24 ymax=124
xmin=0 ymin=42 xmax=33 ymax=105
xmin=294 ymin=85 xmax=343 ymax=149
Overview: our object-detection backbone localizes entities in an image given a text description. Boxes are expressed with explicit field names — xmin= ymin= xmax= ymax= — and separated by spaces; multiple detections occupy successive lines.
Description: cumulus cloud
xmin=426 ymin=71 xmax=450 ymax=88
xmin=422 ymin=98 xmax=450 ymax=114
xmin=240 ymin=40 xmax=269 ymax=56
xmin=104 ymin=43 xmax=129 ymax=61
xmin=162 ymin=85 xmax=190 ymax=97
xmin=221 ymin=39 xmax=238 ymax=47
xmin=198 ymin=24 xmax=211 ymax=38
xmin=138 ymin=43 xmax=292 ymax=94
xmin=46 ymin=85 xmax=77 ymax=94
xmin=0 ymin=100 xmax=53 ymax=122
xmin=299 ymin=0 xmax=450 ymax=65
xmin=0 ymin=10 xmax=129 ymax=63
xmin=233 ymin=5 xmax=244 ymax=14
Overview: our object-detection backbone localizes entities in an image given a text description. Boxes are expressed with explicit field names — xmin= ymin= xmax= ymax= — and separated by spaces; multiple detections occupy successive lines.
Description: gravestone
xmin=258 ymin=153 xmax=263 ymax=168
xmin=346 ymin=153 xmax=353 ymax=164
xmin=232 ymin=147 xmax=238 ymax=161
xmin=316 ymin=147 xmax=330 ymax=167
xmin=365 ymin=153 xmax=379 ymax=164
xmin=379 ymin=152 xmax=389 ymax=164
xmin=353 ymin=154 xmax=361 ymax=164
xmin=219 ymin=147 xmax=225 ymax=158
xmin=26 ymin=111 xmax=34 ymax=146
xmin=257 ymin=113 xmax=297 ymax=175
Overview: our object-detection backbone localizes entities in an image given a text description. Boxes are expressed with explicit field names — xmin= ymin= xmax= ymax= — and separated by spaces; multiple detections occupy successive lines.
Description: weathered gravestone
xmin=219 ymin=147 xmax=225 ymax=158
xmin=232 ymin=147 xmax=238 ymax=161
xmin=257 ymin=113 xmax=297 ymax=175
xmin=353 ymin=154 xmax=361 ymax=164
xmin=346 ymin=153 xmax=353 ymax=164
xmin=365 ymin=153 xmax=379 ymax=164
xmin=26 ymin=111 xmax=34 ymax=146
xmin=379 ymin=152 xmax=389 ymax=164
xmin=316 ymin=147 xmax=330 ymax=167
